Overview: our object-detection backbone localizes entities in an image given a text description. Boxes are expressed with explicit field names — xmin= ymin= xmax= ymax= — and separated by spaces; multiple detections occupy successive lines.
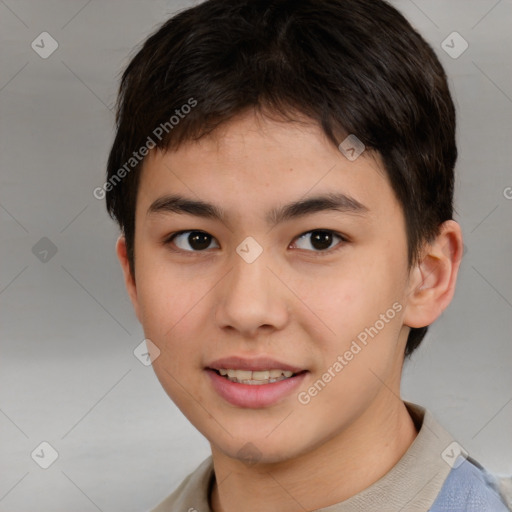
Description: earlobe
xmin=402 ymin=220 xmax=463 ymax=329
xmin=115 ymin=235 xmax=141 ymax=322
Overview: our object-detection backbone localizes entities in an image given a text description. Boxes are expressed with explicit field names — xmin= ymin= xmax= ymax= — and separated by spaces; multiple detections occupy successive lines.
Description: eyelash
xmin=162 ymin=229 xmax=348 ymax=257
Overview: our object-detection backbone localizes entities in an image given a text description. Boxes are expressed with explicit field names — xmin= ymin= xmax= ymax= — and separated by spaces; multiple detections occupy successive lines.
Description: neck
xmin=209 ymin=397 xmax=418 ymax=512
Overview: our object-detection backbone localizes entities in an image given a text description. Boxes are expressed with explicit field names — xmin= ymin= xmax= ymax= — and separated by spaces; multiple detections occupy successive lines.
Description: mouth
xmin=209 ymin=368 xmax=307 ymax=385
xmin=204 ymin=357 xmax=309 ymax=408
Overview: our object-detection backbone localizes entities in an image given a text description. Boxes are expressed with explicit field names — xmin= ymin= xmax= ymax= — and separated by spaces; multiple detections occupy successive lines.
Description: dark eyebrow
xmin=267 ymin=192 xmax=369 ymax=225
xmin=147 ymin=194 xmax=225 ymax=220
xmin=147 ymin=192 xmax=369 ymax=225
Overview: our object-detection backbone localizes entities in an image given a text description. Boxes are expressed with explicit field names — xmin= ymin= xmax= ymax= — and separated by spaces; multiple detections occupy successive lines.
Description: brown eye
xmin=168 ymin=231 xmax=219 ymax=251
xmin=293 ymin=230 xmax=345 ymax=252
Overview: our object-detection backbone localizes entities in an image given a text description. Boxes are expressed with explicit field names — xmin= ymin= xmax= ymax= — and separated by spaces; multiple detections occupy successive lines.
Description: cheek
xmin=307 ymin=261 xmax=403 ymax=359
xmin=136 ymin=271 xmax=208 ymax=402
xmin=306 ymin=269 xmax=377 ymax=332
xmin=135 ymin=263 xmax=202 ymax=347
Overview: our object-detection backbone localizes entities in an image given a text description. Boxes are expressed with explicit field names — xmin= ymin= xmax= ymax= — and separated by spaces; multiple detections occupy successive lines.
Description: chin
xmin=211 ymin=427 xmax=313 ymax=466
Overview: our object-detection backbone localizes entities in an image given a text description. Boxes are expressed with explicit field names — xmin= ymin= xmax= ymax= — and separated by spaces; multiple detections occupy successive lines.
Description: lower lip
xmin=206 ymin=369 xmax=308 ymax=408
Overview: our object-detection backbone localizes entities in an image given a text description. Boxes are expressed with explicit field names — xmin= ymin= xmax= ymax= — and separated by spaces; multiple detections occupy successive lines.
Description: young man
xmin=104 ymin=0 xmax=511 ymax=510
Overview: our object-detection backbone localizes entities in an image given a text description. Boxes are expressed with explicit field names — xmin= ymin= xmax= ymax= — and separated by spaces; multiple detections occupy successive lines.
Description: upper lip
xmin=206 ymin=356 xmax=305 ymax=373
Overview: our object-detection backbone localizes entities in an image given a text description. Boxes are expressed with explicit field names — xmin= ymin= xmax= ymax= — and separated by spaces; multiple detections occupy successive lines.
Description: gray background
xmin=1 ymin=0 xmax=511 ymax=510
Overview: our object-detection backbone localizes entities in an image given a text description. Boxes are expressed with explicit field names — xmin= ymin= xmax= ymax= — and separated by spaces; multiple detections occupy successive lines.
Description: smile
xmin=215 ymin=368 xmax=296 ymax=385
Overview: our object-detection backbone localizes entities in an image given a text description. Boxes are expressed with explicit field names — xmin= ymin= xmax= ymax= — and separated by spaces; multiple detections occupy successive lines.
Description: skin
xmin=116 ymin=109 xmax=463 ymax=511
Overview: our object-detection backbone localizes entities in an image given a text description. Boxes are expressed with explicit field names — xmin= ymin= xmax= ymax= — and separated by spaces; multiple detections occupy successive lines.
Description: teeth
xmin=215 ymin=368 xmax=296 ymax=384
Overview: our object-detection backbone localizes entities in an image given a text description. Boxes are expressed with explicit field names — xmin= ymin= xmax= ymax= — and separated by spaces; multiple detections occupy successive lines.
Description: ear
xmin=115 ymin=235 xmax=141 ymax=323
xmin=402 ymin=220 xmax=464 ymax=329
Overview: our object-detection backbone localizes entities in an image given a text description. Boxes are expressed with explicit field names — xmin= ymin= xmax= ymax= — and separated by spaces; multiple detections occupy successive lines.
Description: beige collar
xmin=151 ymin=402 xmax=456 ymax=512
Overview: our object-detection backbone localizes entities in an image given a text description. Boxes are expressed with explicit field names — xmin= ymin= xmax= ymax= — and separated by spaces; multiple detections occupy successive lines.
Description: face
xmin=121 ymin=110 xmax=417 ymax=463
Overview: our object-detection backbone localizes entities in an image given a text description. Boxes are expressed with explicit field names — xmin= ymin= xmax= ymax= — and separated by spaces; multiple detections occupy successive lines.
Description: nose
xmin=214 ymin=247 xmax=290 ymax=337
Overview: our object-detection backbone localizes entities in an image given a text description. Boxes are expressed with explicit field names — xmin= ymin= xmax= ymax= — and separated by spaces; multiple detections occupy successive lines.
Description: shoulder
xmin=429 ymin=455 xmax=512 ymax=511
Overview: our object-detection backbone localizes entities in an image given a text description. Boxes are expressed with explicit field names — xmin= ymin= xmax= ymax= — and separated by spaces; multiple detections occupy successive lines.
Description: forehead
xmin=137 ymin=111 xmax=401 ymax=224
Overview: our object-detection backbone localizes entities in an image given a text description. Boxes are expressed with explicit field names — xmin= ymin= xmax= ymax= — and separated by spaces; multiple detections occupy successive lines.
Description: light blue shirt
xmin=430 ymin=455 xmax=509 ymax=511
